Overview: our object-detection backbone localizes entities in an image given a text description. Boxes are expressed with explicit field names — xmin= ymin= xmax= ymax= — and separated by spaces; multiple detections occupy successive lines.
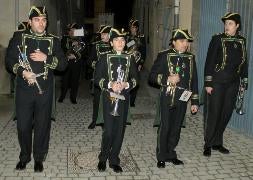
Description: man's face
xmin=69 ymin=28 xmax=75 ymax=37
xmin=101 ymin=33 xmax=109 ymax=42
xmin=29 ymin=16 xmax=47 ymax=34
xmin=130 ymin=26 xmax=138 ymax=35
xmin=110 ymin=37 xmax=126 ymax=51
xmin=172 ymin=39 xmax=189 ymax=53
xmin=224 ymin=20 xmax=239 ymax=36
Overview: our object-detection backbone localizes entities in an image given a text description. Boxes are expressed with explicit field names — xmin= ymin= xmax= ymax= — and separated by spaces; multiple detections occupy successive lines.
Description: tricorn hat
xmin=129 ymin=19 xmax=139 ymax=28
xmin=97 ymin=25 xmax=111 ymax=33
xmin=170 ymin=29 xmax=193 ymax=42
xmin=28 ymin=6 xmax=47 ymax=19
xmin=221 ymin=12 xmax=241 ymax=30
xmin=67 ymin=23 xmax=80 ymax=29
xmin=109 ymin=28 xmax=127 ymax=41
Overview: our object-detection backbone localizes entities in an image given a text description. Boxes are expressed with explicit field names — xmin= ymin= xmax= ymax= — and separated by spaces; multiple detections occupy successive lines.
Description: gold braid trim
xmin=131 ymin=78 xmax=137 ymax=88
xmin=92 ymin=61 xmax=96 ymax=69
xmin=191 ymin=94 xmax=199 ymax=100
xmin=99 ymin=79 xmax=105 ymax=89
xmin=205 ymin=76 xmax=212 ymax=81
xmin=157 ymin=74 xmax=163 ymax=85
xmin=242 ymin=78 xmax=248 ymax=83
xmin=13 ymin=63 xmax=21 ymax=74
xmin=45 ymin=57 xmax=58 ymax=69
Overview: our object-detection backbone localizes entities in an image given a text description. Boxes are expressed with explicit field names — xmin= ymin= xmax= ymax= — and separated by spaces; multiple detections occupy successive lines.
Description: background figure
xmin=203 ymin=13 xmax=248 ymax=157
xmin=126 ymin=19 xmax=146 ymax=107
xmin=94 ymin=28 xmax=138 ymax=173
xmin=87 ymin=25 xmax=112 ymax=129
xmin=5 ymin=6 xmax=67 ymax=172
xmin=58 ymin=23 xmax=85 ymax=104
xmin=149 ymin=29 xmax=199 ymax=168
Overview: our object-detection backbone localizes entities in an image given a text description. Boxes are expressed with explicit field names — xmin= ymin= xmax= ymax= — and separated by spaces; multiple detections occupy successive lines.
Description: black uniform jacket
xmin=89 ymin=40 xmax=111 ymax=69
xmin=94 ymin=50 xmax=138 ymax=124
xmin=94 ymin=50 xmax=138 ymax=95
xmin=5 ymin=29 xmax=67 ymax=91
xmin=126 ymin=33 xmax=146 ymax=66
xmin=149 ymin=48 xmax=199 ymax=106
xmin=204 ymin=33 xmax=248 ymax=88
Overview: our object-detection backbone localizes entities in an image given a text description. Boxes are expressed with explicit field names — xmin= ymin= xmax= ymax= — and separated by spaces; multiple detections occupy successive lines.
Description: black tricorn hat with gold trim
xmin=28 ymin=6 xmax=47 ymax=19
xmin=170 ymin=29 xmax=193 ymax=42
xmin=97 ymin=25 xmax=111 ymax=33
xmin=130 ymin=19 xmax=139 ymax=28
xmin=109 ymin=28 xmax=127 ymax=41
xmin=67 ymin=23 xmax=80 ymax=30
xmin=221 ymin=12 xmax=241 ymax=30
xmin=221 ymin=12 xmax=241 ymax=24
xmin=18 ymin=21 xmax=29 ymax=31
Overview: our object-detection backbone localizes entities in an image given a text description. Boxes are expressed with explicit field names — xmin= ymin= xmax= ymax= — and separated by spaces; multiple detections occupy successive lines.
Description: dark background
xmin=105 ymin=0 xmax=134 ymax=29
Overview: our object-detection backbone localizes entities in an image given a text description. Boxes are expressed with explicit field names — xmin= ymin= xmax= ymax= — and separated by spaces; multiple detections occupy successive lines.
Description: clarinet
xmin=17 ymin=45 xmax=43 ymax=94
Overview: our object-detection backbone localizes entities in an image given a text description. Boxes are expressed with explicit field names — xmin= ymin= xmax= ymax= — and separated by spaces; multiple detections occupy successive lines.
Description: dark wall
xmin=105 ymin=0 xmax=134 ymax=29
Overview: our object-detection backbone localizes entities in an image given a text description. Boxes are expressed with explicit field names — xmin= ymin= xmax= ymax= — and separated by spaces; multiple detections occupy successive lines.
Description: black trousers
xmin=130 ymin=85 xmax=139 ymax=105
xmin=204 ymin=81 xmax=239 ymax=149
xmin=16 ymin=86 xmax=53 ymax=162
xmin=156 ymin=101 xmax=187 ymax=161
xmin=98 ymin=94 xmax=127 ymax=165
xmin=92 ymin=86 xmax=101 ymax=123
xmin=130 ymin=70 xmax=140 ymax=105
xmin=59 ymin=60 xmax=81 ymax=101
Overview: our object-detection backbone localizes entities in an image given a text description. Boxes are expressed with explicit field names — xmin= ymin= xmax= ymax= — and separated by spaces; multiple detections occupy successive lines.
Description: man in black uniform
xmin=126 ymin=19 xmax=146 ymax=107
xmin=11 ymin=21 xmax=57 ymax=122
xmin=94 ymin=28 xmax=138 ymax=173
xmin=149 ymin=29 xmax=199 ymax=168
xmin=88 ymin=25 xmax=112 ymax=129
xmin=203 ymin=13 xmax=248 ymax=157
xmin=58 ymin=23 xmax=84 ymax=104
xmin=5 ymin=6 xmax=67 ymax=172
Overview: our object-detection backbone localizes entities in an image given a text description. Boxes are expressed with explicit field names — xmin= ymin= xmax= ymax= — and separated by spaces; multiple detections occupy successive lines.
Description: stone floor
xmin=0 ymin=74 xmax=253 ymax=180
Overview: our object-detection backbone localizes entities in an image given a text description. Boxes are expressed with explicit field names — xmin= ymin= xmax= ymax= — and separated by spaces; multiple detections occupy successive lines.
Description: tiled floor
xmin=0 ymin=75 xmax=252 ymax=180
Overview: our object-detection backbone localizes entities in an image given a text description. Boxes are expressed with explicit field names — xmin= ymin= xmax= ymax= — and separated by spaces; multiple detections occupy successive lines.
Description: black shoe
xmin=70 ymin=99 xmax=77 ymax=104
xmin=51 ymin=117 xmax=55 ymax=121
xmin=13 ymin=116 xmax=17 ymax=121
xmin=88 ymin=121 xmax=96 ymax=129
xmin=203 ymin=148 xmax=211 ymax=157
xmin=109 ymin=164 xmax=123 ymax=173
xmin=212 ymin=145 xmax=230 ymax=154
xmin=97 ymin=161 xmax=106 ymax=172
xmin=34 ymin=161 xmax=43 ymax=172
xmin=16 ymin=161 xmax=27 ymax=170
xmin=168 ymin=158 xmax=184 ymax=165
xmin=157 ymin=161 xmax=165 ymax=168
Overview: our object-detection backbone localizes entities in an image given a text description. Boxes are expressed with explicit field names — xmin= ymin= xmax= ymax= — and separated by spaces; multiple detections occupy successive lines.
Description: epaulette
xmin=125 ymin=51 xmax=133 ymax=55
xmin=158 ymin=48 xmax=170 ymax=53
xmin=99 ymin=50 xmax=111 ymax=55
xmin=16 ymin=29 xmax=26 ymax=32
xmin=48 ymin=33 xmax=59 ymax=39
xmin=237 ymin=34 xmax=245 ymax=40
xmin=92 ymin=40 xmax=101 ymax=45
